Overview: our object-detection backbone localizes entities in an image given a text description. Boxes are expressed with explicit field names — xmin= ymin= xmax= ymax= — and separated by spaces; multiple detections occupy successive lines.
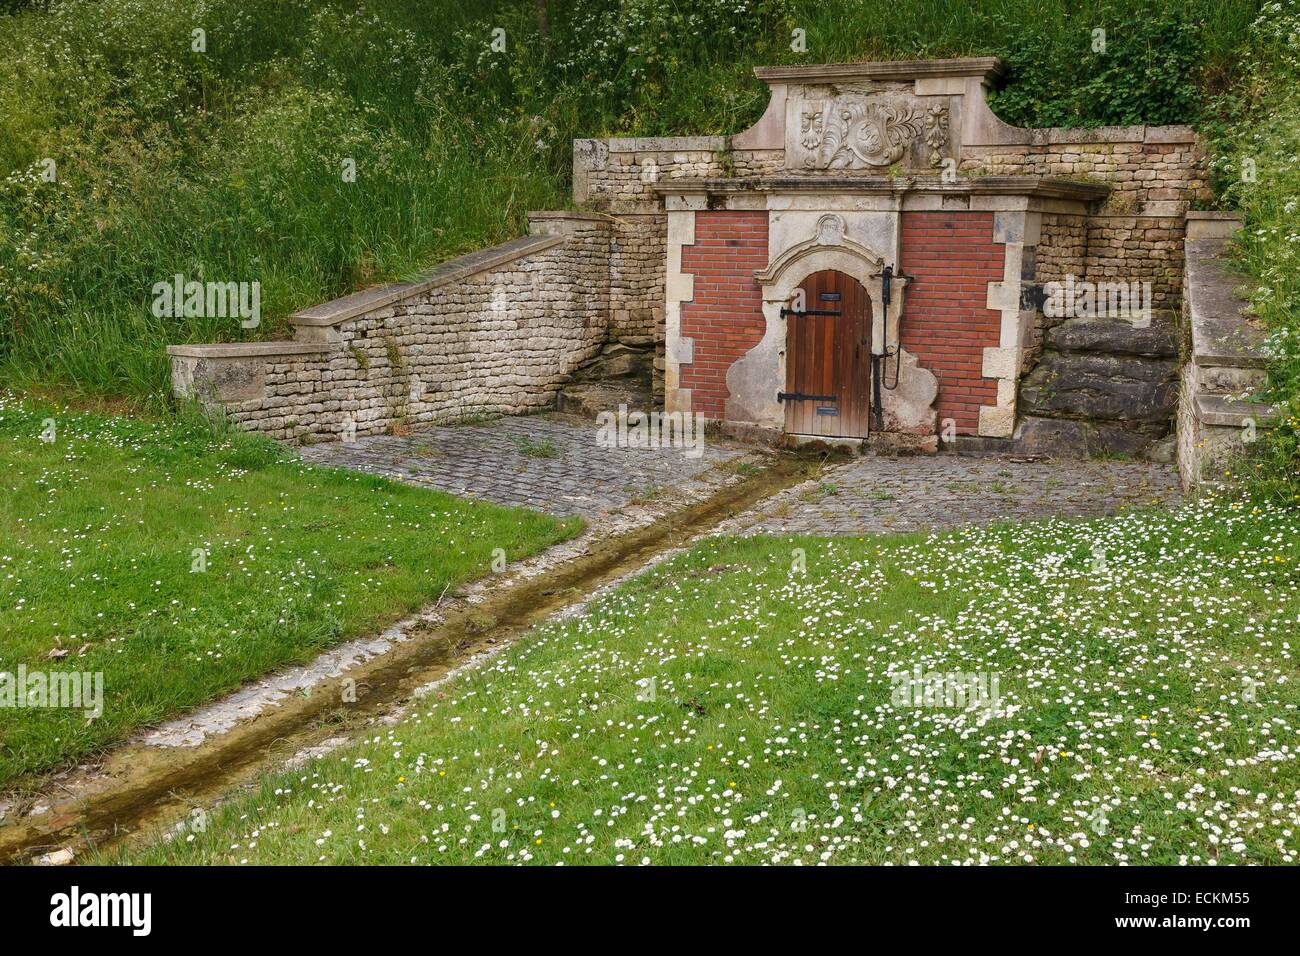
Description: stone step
xmin=1194 ymin=393 xmax=1278 ymax=428
xmin=557 ymin=381 xmax=653 ymax=420
xmin=1191 ymin=362 xmax=1268 ymax=396
xmin=569 ymin=341 xmax=655 ymax=384
xmin=1045 ymin=312 xmax=1179 ymax=358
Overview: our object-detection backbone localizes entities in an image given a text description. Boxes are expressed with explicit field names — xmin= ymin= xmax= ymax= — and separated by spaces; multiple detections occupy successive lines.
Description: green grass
xmin=0 ymin=394 xmax=581 ymax=783
xmin=0 ymin=0 xmax=1261 ymax=406
xmin=513 ymin=436 xmax=560 ymax=459
xmin=113 ymin=496 xmax=1300 ymax=865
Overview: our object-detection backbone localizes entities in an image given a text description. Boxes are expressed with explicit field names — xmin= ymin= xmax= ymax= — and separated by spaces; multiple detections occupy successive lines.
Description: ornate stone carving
xmin=924 ymin=103 xmax=949 ymax=167
xmin=815 ymin=213 xmax=846 ymax=244
xmin=796 ymin=95 xmax=929 ymax=169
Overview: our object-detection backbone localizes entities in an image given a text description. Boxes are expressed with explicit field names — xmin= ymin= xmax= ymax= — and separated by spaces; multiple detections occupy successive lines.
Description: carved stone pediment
xmin=788 ymin=88 xmax=947 ymax=171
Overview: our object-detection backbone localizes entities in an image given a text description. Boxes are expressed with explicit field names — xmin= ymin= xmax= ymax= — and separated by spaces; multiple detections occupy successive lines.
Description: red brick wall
xmin=679 ymin=211 xmax=768 ymax=419
xmin=679 ymin=209 xmax=1003 ymax=434
xmin=899 ymin=211 xmax=1005 ymax=434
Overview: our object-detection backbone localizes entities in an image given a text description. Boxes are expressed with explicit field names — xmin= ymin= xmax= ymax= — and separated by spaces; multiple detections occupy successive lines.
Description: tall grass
xmin=1203 ymin=2 xmax=1300 ymax=502
xmin=0 ymin=0 xmax=1261 ymax=406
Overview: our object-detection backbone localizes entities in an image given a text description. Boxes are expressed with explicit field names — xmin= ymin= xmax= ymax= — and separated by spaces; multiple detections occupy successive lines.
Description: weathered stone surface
xmin=1011 ymin=415 xmax=1167 ymax=458
xmin=557 ymin=382 xmax=650 ymax=419
xmin=571 ymin=341 xmax=653 ymax=383
xmin=1046 ymin=314 xmax=1178 ymax=358
xmin=1020 ymin=352 xmax=1178 ymax=422
xmin=876 ymin=348 xmax=939 ymax=436
xmin=169 ymin=355 xmax=267 ymax=402
xmin=1146 ymin=434 xmax=1177 ymax=464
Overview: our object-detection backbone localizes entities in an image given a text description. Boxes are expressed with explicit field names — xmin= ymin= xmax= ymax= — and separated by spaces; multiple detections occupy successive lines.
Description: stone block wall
xmin=608 ymin=214 xmax=665 ymax=340
xmin=169 ymin=214 xmax=610 ymax=442
xmin=962 ymin=136 xmax=1206 ymax=206
xmin=575 ymin=137 xmax=783 ymax=344
xmin=963 ymin=133 xmax=1208 ymax=312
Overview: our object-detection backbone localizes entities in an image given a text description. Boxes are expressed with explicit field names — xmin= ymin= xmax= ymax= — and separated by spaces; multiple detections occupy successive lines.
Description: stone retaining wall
xmin=170 ymin=57 xmax=1224 ymax=458
xmin=577 ymin=127 xmax=1207 ymax=334
xmin=169 ymin=213 xmax=611 ymax=442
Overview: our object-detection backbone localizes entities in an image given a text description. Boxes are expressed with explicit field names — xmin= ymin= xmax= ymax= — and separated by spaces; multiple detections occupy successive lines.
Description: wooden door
xmin=783 ymin=270 xmax=872 ymax=438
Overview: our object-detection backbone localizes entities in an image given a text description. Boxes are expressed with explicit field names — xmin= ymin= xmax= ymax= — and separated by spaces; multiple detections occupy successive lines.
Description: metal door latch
xmin=780 ymin=307 xmax=841 ymax=318
xmin=777 ymin=392 xmax=837 ymax=403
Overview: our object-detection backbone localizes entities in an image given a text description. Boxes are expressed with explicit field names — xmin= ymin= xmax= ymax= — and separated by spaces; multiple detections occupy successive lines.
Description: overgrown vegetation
xmin=1204 ymin=2 xmax=1300 ymax=502
xmin=0 ymin=0 xmax=1260 ymax=406
xmin=0 ymin=393 xmax=580 ymax=781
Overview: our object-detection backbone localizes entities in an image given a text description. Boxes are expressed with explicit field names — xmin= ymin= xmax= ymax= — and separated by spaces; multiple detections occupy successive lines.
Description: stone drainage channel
xmin=0 ymin=454 xmax=822 ymax=865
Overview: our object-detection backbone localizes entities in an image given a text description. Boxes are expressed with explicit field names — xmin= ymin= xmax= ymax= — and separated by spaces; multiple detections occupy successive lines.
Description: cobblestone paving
xmin=300 ymin=414 xmax=750 ymax=521
xmin=732 ymin=455 xmax=1182 ymax=536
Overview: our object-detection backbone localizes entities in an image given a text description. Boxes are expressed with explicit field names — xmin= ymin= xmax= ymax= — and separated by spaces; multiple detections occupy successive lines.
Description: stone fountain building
xmin=173 ymin=57 xmax=1255 ymax=474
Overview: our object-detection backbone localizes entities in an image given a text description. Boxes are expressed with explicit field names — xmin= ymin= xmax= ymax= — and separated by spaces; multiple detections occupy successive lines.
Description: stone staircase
xmin=1017 ymin=306 xmax=1181 ymax=461
xmin=1176 ymin=213 xmax=1276 ymax=488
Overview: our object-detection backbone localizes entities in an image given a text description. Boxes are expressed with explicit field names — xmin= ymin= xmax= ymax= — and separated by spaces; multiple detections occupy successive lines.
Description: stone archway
xmin=725 ymin=214 xmax=938 ymax=440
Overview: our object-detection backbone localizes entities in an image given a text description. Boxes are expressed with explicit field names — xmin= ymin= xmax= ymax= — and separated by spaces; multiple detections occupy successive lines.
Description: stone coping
xmin=1186 ymin=238 xmax=1267 ymax=369
xmin=963 ymin=124 xmax=1197 ymax=146
xmin=526 ymin=210 xmax=614 ymax=223
xmin=1186 ymin=210 xmax=1243 ymax=240
xmin=1196 ymin=393 xmax=1277 ymax=428
xmin=604 ymin=136 xmax=728 ymax=153
xmin=591 ymin=125 xmax=1196 ymax=156
xmin=166 ymin=341 xmax=331 ymax=359
xmin=288 ymin=234 xmax=565 ymax=328
xmin=654 ymin=175 xmax=1110 ymax=202
xmin=753 ymin=57 xmax=1005 ymax=84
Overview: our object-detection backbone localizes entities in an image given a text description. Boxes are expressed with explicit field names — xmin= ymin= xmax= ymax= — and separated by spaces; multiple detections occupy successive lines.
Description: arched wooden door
xmin=783 ymin=270 xmax=872 ymax=438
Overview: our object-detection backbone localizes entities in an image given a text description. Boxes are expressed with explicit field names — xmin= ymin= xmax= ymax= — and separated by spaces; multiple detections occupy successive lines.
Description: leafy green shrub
xmin=1205 ymin=2 xmax=1300 ymax=502
xmin=989 ymin=3 xmax=1202 ymax=127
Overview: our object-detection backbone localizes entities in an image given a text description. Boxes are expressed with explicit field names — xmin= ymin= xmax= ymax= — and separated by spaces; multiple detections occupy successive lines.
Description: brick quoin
xmin=899 ymin=211 xmax=1006 ymax=434
xmin=679 ymin=211 xmax=769 ymax=419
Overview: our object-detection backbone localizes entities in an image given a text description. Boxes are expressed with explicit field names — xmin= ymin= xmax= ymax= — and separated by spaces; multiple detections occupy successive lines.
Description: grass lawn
xmin=0 ymin=394 xmax=581 ymax=783
xmin=116 ymin=496 xmax=1300 ymax=865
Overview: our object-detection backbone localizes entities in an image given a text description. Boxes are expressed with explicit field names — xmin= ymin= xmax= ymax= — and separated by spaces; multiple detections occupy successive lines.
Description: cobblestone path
xmin=300 ymin=414 xmax=752 ymax=522
xmin=734 ymin=455 xmax=1181 ymax=535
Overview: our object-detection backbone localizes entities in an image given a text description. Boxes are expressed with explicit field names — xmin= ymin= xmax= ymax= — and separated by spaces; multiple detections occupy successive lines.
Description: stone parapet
xmin=169 ymin=213 xmax=611 ymax=442
xmin=1176 ymin=217 xmax=1278 ymax=487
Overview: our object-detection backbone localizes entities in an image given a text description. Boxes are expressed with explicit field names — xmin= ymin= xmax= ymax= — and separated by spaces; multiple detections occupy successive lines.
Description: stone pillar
xmin=663 ymin=198 xmax=701 ymax=416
